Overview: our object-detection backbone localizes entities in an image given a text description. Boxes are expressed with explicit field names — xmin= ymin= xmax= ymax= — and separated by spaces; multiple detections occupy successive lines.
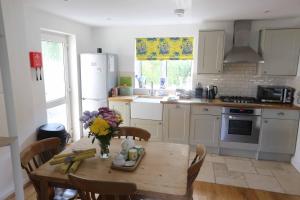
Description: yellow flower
xmin=89 ymin=117 xmax=110 ymax=136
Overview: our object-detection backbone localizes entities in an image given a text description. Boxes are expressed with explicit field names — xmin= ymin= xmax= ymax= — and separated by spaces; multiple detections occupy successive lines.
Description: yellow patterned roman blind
xmin=136 ymin=37 xmax=194 ymax=60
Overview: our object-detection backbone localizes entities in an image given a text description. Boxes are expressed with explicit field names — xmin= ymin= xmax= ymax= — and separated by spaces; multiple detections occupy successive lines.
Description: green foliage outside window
xmin=139 ymin=60 xmax=192 ymax=89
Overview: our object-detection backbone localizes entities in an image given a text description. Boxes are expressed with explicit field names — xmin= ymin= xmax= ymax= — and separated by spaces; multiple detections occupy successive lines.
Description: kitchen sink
xmin=131 ymin=97 xmax=163 ymax=120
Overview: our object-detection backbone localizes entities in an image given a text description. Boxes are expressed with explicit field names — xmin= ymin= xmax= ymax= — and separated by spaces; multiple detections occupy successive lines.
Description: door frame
xmin=41 ymin=32 xmax=73 ymax=133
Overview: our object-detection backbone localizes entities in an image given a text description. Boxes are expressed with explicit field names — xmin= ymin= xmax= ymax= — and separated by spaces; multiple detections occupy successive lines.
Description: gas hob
xmin=220 ymin=96 xmax=257 ymax=104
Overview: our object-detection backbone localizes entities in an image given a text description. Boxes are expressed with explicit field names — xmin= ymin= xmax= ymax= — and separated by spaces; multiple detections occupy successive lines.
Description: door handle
xmin=277 ymin=112 xmax=285 ymax=116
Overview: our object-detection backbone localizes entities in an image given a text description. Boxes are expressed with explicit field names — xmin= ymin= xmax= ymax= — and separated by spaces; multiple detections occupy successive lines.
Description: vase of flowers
xmin=80 ymin=107 xmax=123 ymax=159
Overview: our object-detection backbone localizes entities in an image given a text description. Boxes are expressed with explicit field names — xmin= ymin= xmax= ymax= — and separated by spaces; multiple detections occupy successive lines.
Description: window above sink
xmin=135 ymin=60 xmax=193 ymax=90
xmin=134 ymin=37 xmax=194 ymax=90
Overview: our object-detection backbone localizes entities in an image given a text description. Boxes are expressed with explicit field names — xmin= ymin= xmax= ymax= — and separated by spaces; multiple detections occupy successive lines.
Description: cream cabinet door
xmin=163 ymin=104 xmax=190 ymax=144
xmin=130 ymin=119 xmax=162 ymax=141
xmin=260 ymin=29 xmax=300 ymax=76
xmin=260 ymin=118 xmax=298 ymax=154
xmin=198 ymin=30 xmax=225 ymax=74
xmin=108 ymin=101 xmax=130 ymax=126
xmin=190 ymin=114 xmax=221 ymax=147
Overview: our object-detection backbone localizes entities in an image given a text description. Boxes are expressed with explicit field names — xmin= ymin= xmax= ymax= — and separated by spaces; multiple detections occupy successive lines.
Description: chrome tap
xmin=150 ymin=81 xmax=154 ymax=96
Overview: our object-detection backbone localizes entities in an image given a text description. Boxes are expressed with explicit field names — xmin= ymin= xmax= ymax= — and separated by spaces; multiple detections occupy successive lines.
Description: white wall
xmin=0 ymin=5 xmax=93 ymax=198
xmin=23 ymin=6 xmax=93 ymax=142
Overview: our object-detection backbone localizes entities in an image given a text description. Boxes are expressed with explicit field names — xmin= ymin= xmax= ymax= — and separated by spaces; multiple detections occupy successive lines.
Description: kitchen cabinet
xmin=130 ymin=119 xmax=162 ymax=141
xmin=190 ymin=106 xmax=221 ymax=147
xmin=198 ymin=30 xmax=225 ymax=74
xmin=108 ymin=101 xmax=130 ymax=126
xmin=163 ymin=104 xmax=190 ymax=144
xmin=260 ymin=109 xmax=299 ymax=154
xmin=260 ymin=29 xmax=300 ymax=76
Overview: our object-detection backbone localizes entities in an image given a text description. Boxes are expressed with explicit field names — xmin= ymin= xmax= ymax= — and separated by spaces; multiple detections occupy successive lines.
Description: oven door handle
xmin=227 ymin=115 xmax=259 ymax=121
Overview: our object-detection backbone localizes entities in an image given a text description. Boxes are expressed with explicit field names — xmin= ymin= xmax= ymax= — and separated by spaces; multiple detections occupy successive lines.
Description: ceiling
xmin=24 ymin=0 xmax=300 ymax=26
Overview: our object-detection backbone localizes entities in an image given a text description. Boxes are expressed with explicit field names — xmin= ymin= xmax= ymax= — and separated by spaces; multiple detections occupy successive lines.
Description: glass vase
xmin=99 ymin=141 xmax=110 ymax=159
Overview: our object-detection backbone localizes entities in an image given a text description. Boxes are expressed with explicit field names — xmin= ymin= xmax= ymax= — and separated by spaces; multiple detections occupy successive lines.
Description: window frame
xmin=136 ymin=60 xmax=193 ymax=90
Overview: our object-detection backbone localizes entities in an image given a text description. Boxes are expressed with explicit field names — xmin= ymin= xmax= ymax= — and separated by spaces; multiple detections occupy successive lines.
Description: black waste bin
xmin=37 ymin=123 xmax=70 ymax=151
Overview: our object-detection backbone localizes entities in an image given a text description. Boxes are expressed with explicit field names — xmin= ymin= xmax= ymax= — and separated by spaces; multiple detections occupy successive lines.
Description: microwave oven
xmin=257 ymin=85 xmax=295 ymax=104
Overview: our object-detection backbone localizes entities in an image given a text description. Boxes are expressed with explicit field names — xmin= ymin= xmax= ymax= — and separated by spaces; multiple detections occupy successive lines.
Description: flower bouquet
xmin=80 ymin=107 xmax=123 ymax=159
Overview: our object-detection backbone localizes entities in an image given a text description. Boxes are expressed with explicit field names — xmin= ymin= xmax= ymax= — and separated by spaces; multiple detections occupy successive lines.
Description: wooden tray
xmin=111 ymin=151 xmax=145 ymax=172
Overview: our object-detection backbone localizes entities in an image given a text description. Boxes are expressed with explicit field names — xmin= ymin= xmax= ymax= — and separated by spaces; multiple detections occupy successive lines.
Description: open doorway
xmin=41 ymin=33 xmax=72 ymax=133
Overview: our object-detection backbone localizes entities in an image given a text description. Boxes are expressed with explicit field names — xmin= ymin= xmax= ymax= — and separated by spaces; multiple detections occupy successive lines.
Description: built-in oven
xmin=221 ymin=107 xmax=261 ymax=144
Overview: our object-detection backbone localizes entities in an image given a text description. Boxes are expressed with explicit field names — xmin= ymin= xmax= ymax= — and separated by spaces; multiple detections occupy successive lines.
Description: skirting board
xmin=257 ymin=152 xmax=292 ymax=162
xmin=291 ymin=158 xmax=300 ymax=173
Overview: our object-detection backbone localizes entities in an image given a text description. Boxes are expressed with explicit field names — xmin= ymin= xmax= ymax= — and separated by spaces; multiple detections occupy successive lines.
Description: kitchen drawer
xmin=191 ymin=105 xmax=221 ymax=115
xmin=262 ymin=109 xmax=299 ymax=120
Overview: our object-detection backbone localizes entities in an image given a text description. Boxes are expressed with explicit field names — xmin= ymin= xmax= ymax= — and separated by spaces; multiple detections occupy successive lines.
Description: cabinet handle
xmin=216 ymin=117 xmax=220 ymax=120
xmin=264 ymin=120 xmax=268 ymax=123
xmin=176 ymin=104 xmax=181 ymax=109
xmin=159 ymin=122 xmax=162 ymax=125
xmin=277 ymin=112 xmax=285 ymax=116
xmin=263 ymin=71 xmax=267 ymax=74
xmin=125 ymin=103 xmax=129 ymax=105
xmin=203 ymin=108 xmax=209 ymax=112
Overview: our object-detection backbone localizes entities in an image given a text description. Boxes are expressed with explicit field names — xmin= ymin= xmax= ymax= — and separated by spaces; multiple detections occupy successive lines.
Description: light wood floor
xmin=7 ymin=181 xmax=300 ymax=200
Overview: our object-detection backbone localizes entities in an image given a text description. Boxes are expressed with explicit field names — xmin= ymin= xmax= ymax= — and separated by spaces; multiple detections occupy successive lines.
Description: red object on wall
xmin=29 ymin=52 xmax=43 ymax=68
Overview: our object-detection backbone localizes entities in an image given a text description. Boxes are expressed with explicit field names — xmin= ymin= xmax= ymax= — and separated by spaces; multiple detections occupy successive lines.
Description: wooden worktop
xmin=161 ymin=98 xmax=300 ymax=110
xmin=108 ymin=96 xmax=137 ymax=102
xmin=109 ymin=95 xmax=300 ymax=110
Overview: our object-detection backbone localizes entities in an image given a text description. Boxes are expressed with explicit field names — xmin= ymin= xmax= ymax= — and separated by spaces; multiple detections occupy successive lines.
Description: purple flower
xmin=80 ymin=115 xmax=90 ymax=123
xmin=83 ymin=111 xmax=91 ymax=117
xmin=91 ymin=111 xmax=99 ymax=117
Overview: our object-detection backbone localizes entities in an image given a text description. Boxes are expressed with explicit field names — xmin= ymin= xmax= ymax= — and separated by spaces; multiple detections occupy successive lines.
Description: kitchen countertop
xmin=161 ymin=98 xmax=300 ymax=110
xmin=108 ymin=96 xmax=300 ymax=110
xmin=108 ymin=96 xmax=137 ymax=102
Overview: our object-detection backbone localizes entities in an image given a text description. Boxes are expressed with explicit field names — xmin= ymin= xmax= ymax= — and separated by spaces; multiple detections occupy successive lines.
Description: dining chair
xmin=116 ymin=127 xmax=151 ymax=141
xmin=187 ymin=144 xmax=206 ymax=200
xmin=69 ymin=173 xmax=137 ymax=200
xmin=20 ymin=137 xmax=77 ymax=200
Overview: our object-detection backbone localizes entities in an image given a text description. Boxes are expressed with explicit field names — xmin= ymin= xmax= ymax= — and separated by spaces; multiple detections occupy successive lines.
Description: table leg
xmin=40 ymin=179 xmax=50 ymax=200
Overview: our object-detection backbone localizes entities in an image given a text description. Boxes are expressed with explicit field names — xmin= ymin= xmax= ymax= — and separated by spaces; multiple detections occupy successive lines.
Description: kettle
xmin=206 ymin=85 xmax=218 ymax=99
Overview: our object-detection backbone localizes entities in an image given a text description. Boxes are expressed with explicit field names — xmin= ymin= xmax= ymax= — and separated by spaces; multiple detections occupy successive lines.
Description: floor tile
xmin=206 ymin=153 xmax=226 ymax=163
xmin=225 ymin=158 xmax=257 ymax=174
xmin=272 ymin=170 xmax=300 ymax=195
xmin=251 ymin=160 xmax=284 ymax=171
xmin=244 ymin=173 xmax=284 ymax=193
xmin=255 ymin=168 xmax=273 ymax=176
xmin=213 ymin=163 xmax=248 ymax=188
xmin=197 ymin=161 xmax=215 ymax=183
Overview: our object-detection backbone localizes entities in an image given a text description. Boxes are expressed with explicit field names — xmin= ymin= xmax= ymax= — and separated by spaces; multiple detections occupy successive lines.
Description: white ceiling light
xmin=174 ymin=8 xmax=185 ymax=17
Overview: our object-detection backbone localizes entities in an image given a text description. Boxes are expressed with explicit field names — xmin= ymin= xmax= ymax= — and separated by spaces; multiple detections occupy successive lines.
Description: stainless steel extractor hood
xmin=224 ymin=20 xmax=263 ymax=64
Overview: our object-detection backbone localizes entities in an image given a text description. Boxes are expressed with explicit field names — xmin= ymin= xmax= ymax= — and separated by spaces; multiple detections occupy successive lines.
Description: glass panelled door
xmin=41 ymin=33 xmax=72 ymax=132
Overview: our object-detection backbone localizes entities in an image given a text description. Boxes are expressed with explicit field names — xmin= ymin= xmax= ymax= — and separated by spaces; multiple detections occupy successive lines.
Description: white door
xmin=198 ymin=30 xmax=225 ymax=74
xmin=190 ymin=114 xmax=221 ymax=147
xmin=261 ymin=29 xmax=300 ymax=76
xmin=130 ymin=119 xmax=163 ymax=141
xmin=41 ymin=33 xmax=72 ymax=133
xmin=163 ymin=104 xmax=190 ymax=144
xmin=109 ymin=101 xmax=131 ymax=126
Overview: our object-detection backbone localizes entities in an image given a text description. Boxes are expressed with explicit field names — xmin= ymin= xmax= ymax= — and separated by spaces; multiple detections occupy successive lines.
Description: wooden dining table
xmin=32 ymin=137 xmax=190 ymax=199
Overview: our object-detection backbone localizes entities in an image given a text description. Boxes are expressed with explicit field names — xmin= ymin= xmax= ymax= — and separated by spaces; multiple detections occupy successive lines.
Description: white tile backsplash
xmin=196 ymin=64 xmax=293 ymax=97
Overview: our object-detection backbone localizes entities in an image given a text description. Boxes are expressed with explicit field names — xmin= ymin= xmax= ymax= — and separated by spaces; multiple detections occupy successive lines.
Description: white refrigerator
xmin=80 ymin=53 xmax=118 ymax=112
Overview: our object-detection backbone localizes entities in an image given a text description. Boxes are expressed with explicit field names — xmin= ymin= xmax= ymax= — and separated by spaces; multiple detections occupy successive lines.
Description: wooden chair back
xmin=20 ymin=137 xmax=61 ymax=198
xmin=116 ymin=127 xmax=151 ymax=141
xmin=187 ymin=144 xmax=206 ymax=190
xmin=69 ymin=174 xmax=137 ymax=200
